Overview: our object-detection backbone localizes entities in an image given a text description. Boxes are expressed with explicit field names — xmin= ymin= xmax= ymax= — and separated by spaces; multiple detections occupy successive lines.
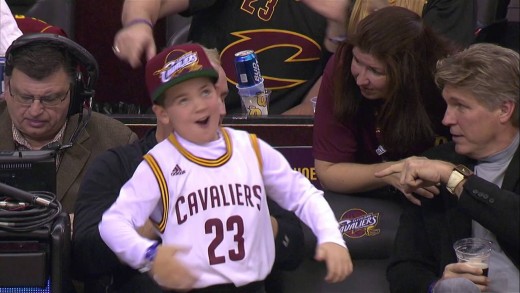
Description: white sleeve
xmin=258 ymin=139 xmax=346 ymax=248
xmin=0 ymin=0 xmax=23 ymax=55
xmin=98 ymin=160 xmax=161 ymax=269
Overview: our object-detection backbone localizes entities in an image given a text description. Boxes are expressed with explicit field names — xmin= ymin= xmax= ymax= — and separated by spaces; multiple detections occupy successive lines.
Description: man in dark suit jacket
xmin=376 ymin=43 xmax=519 ymax=292
xmin=0 ymin=34 xmax=137 ymax=213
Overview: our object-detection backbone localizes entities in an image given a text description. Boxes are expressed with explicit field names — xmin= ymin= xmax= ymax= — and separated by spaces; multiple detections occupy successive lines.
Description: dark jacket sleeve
xmin=267 ymin=198 xmax=305 ymax=271
xmin=386 ymin=200 xmax=439 ymax=293
xmin=458 ymin=174 xmax=519 ymax=267
xmin=72 ymin=148 xmax=136 ymax=279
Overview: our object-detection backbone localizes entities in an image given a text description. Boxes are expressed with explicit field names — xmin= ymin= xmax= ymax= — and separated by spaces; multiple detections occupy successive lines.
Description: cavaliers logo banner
xmin=339 ymin=208 xmax=381 ymax=238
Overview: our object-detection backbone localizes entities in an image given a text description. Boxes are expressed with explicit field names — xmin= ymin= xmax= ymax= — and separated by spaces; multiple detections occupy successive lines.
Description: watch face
xmin=455 ymin=165 xmax=472 ymax=177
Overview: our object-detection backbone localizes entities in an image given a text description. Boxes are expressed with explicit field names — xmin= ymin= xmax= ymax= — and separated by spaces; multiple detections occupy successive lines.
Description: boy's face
xmin=157 ymin=77 xmax=222 ymax=144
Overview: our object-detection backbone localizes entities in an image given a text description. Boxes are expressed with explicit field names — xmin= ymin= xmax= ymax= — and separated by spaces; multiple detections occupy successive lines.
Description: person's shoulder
xmin=223 ymin=127 xmax=257 ymax=142
xmin=422 ymin=142 xmax=465 ymax=163
xmin=88 ymin=112 xmax=127 ymax=126
xmin=86 ymin=112 xmax=135 ymax=134
xmin=75 ymin=112 xmax=137 ymax=146
xmin=223 ymin=127 xmax=246 ymax=135
xmin=93 ymin=138 xmax=147 ymax=170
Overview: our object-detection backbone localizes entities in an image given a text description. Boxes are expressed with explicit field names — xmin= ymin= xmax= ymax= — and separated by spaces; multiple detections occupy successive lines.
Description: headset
xmin=4 ymin=33 xmax=99 ymax=118
xmin=4 ymin=33 xmax=99 ymax=149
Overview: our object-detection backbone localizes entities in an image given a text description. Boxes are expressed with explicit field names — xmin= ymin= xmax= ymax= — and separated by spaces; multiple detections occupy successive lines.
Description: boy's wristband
xmin=124 ymin=18 xmax=153 ymax=29
xmin=138 ymin=242 xmax=159 ymax=273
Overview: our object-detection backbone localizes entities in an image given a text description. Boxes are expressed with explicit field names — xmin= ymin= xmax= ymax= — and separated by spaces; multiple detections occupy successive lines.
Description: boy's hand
xmin=151 ymin=245 xmax=197 ymax=290
xmin=315 ymin=242 xmax=353 ymax=283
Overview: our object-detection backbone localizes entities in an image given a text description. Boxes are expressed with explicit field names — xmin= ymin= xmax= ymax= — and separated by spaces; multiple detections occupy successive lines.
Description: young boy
xmin=99 ymin=43 xmax=352 ymax=291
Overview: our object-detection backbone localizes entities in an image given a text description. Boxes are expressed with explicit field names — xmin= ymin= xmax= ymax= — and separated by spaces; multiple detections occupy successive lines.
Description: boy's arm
xmin=258 ymin=139 xmax=344 ymax=246
xmin=98 ymin=161 xmax=161 ymax=269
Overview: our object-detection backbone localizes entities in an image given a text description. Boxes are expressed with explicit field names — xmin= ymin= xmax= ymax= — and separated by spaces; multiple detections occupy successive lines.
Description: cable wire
xmin=0 ymin=191 xmax=62 ymax=232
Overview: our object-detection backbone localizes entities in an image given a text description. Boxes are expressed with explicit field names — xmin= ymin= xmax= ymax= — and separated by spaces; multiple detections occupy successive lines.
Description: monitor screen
xmin=0 ymin=150 xmax=56 ymax=290
xmin=0 ymin=150 xmax=56 ymax=196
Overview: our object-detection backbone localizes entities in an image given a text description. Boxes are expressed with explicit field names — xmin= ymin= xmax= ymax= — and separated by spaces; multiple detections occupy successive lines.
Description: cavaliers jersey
xmin=185 ymin=0 xmax=327 ymax=114
xmin=100 ymin=127 xmax=344 ymax=288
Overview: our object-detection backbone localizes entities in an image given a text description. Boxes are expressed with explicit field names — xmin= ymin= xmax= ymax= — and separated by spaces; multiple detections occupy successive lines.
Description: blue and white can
xmin=234 ymin=50 xmax=263 ymax=88
xmin=234 ymin=50 xmax=265 ymax=96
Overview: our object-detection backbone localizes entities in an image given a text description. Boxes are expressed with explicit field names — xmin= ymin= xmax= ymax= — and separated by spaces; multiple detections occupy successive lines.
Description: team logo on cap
xmin=339 ymin=208 xmax=380 ymax=238
xmin=154 ymin=50 xmax=203 ymax=83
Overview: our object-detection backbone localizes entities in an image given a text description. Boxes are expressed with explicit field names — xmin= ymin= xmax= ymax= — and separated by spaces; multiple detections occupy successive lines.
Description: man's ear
xmin=498 ymin=101 xmax=515 ymax=123
xmin=152 ymin=104 xmax=170 ymax=125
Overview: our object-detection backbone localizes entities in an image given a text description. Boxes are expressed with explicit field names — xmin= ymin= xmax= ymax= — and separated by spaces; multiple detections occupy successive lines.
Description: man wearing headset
xmin=0 ymin=33 xmax=138 ymax=214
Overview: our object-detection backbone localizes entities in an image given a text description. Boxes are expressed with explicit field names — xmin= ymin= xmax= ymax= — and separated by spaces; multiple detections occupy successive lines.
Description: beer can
xmin=0 ymin=56 xmax=5 ymax=95
xmin=234 ymin=50 xmax=263 ymax=88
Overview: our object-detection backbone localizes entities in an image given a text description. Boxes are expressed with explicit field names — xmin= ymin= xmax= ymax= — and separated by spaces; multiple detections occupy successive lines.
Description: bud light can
xmin=0 ymin=56 xmax=5 ymax=95
xmin=234 ymin=50 xmax=263 ymax=88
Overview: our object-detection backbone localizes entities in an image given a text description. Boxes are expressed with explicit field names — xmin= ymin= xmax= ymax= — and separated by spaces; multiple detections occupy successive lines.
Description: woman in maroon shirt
xmin=313 ymin=6 xmax=454 ymax=205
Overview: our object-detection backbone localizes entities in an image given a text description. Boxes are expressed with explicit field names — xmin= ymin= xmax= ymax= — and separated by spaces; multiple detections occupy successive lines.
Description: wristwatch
xmin=138 ymin=242 xmax=159 ymax=273
xmin=446 ymin=164 xmax=473 ymax=194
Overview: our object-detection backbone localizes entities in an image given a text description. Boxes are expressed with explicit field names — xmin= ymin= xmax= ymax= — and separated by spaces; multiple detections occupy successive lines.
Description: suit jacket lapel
xmin=501 ymin=147 xmax=519 ymax=192
xmin=56 ymin=116 xmax=90 ymax=202
xmin=0 ymin=103 xmax=15 ymax=151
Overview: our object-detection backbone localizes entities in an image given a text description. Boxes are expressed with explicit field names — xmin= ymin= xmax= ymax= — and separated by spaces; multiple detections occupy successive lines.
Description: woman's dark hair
xmin=333 ymin=6 xmax=454 ymax=156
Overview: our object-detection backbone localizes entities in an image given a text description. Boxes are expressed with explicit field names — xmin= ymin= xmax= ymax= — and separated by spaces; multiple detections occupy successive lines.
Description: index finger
xmin=374 ymin=163 xmax=400 ymax=177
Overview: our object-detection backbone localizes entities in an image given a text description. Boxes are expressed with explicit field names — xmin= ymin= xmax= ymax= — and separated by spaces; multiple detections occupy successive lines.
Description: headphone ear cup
xmin=67 ymin=72 xmax=86 ymax=117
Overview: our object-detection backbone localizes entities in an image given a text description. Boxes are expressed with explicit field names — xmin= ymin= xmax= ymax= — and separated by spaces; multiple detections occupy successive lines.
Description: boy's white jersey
xmin=100 ymin=127 xmax=345 ymax=288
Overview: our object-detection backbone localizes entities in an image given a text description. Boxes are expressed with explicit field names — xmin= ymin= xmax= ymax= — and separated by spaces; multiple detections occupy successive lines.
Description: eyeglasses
xmin=8 ymin=80 xmax=70 ymax=107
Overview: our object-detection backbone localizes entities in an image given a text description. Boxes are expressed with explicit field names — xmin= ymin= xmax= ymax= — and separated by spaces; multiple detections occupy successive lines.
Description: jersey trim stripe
xmin=249 ymin=134 xmax=263 ymax=172
xmin=143 ymin=153 xmax=169 ymax=233
xmin=167 ymin=128 xmax=232 ymax=167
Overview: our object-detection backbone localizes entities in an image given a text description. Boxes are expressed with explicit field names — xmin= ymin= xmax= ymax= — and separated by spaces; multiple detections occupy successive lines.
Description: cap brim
xmin=151 ymin=69 xmax=219 ymax=102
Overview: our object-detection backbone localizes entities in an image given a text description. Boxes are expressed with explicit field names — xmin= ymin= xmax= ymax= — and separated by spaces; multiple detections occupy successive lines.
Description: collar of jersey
xmin=167 ymin=128 xmax=232 ymax=167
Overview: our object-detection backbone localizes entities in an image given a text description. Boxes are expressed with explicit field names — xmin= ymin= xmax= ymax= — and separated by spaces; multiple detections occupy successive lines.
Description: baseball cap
xmin=14 ymin=15 xmax=68 ymax=37
xmin=145 ymin=43 xmax=219 ymax=103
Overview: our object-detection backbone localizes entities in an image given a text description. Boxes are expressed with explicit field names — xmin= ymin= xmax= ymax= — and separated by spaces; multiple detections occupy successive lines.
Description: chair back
xmin=6 ymin=0 xmax=75 ymax=39
xmin=278 ymin=190 xmax=403 ymax=292
xmin=166 ymin=14 xmax=191 ymax=46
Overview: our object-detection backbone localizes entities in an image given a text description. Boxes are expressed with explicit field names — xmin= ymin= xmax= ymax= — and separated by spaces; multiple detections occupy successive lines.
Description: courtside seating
xmin=277 ymin=191 xmax=403 ymax=292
